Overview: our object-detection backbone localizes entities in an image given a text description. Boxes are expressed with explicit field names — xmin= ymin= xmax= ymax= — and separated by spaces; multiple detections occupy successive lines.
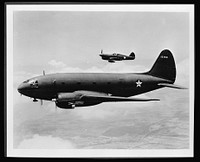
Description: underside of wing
xmin=79 ymin=92 xmax=159 ymax=102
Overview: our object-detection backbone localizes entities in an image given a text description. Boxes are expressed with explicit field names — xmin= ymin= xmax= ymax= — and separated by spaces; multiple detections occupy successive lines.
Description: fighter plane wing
xmin=78 ymin=91 xmax=159 ymax=102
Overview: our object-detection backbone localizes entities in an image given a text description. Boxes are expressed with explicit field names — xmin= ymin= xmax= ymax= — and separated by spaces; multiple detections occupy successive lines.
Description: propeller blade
xmin=55 ymin=103 xmax=57 ymax=112
xmin=40 ymin=99 xmax=43 ymax=105
xmin=52 ymin=98 xmax=57 ymax=112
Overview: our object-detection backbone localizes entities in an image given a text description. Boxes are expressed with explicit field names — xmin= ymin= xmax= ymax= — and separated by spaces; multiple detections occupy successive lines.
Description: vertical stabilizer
xmin=147 ymin=49 xmax=176 ymax=83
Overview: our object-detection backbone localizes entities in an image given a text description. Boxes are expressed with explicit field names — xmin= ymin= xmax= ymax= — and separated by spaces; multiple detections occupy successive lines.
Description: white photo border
xmin=6 ymin=4 xmax=194 ymax=157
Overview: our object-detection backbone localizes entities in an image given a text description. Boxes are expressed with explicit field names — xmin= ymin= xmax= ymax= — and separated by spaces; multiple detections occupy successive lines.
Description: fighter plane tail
xmin=147 ymin=49 xmax=176 ymax=83
xmin=129 ymin=52 xmax=135 ymax=57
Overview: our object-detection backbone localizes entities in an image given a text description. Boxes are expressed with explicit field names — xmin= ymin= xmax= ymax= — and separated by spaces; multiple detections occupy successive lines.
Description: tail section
xmin=147 ymin=49 xmax=176 ymax=83
xmin=129 ymin=52 xmax=135 ymax=57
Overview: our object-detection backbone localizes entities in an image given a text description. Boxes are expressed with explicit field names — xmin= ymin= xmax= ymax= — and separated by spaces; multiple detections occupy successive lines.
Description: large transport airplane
xmin=18 ymin=49 xmax=185 ymax=109
xmin=99 ymin=49 xmax=135 ymax=63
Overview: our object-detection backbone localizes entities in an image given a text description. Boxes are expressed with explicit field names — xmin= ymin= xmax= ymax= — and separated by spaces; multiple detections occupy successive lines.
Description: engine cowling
xmin=57 ymin=93 xmax=81 ymax=102
xmin=56 ymin=101 xmax=75 ymax=109
xmin=54 ymin=92 xmax=102 ymax=109
xmin=54 ymin=92 xmax=82 ymax=109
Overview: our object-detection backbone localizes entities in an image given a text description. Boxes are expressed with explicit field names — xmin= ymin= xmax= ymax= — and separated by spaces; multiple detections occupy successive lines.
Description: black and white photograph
xmin=6 ymin=4 xmax=194 ymax=157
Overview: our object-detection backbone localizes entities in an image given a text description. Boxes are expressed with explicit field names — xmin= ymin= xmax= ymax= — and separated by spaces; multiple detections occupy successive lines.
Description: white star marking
xmin=136 ymin=80 xmax=142 ymax=87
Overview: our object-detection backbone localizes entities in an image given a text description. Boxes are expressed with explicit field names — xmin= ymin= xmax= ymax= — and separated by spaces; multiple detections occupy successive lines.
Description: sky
xmin=9 ymin=5 xmax=193 ymax=157
xmin=13 ymin=11 xmax=189 ymax=73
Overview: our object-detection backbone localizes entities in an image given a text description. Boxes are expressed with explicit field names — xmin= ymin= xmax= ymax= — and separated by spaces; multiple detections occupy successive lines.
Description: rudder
xmin=147 ymin=49 xmax=176 ymax=83
xmin=129 ymin=52 xmax=135 ymax=57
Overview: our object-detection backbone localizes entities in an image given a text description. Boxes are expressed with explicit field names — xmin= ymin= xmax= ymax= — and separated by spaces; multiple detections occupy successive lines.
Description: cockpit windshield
xmin=29 ymin=79 xmax=39 ymax=88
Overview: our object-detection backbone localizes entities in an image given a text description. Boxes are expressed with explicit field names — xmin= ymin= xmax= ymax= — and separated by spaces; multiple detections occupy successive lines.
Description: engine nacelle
xmin=56 ymin=101 xmax=75 ymax=109
xmin=55 ymin=92 xmax=81 ymax=109
xmin=57 ymin=92 xmax=82 ymax=102
xmin=54 ymin=92 xmax=102 ymax=109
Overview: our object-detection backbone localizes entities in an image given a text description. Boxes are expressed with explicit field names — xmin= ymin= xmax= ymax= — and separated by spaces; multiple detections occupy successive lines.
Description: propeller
xmin=52 ymin=98 xmax=57 ymax=112
xmin=55 ymin=103 xmax=57 ymax=112
xmin=40 ymin=99 xmax=43 ymax=105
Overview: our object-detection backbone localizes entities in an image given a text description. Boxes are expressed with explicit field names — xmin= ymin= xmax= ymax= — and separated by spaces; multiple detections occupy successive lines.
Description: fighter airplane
xmin=99 ymin=49 xmax=135 ymax=63
xmin=18 ymin=49 xmax=185 ymax=109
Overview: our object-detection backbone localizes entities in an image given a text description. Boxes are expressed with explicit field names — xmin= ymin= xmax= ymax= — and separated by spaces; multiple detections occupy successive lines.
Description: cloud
xmin=47 ymin=59 xmax=148 ymax=74
xmin=48 ymin=60 xmax=66 ymax=69
xmin=175 ymin=58 xmax=189 ymax=86
xmin=98 ymin=62 xmax=147 ymax=73
xmin=72 ymin=95 xmax=157 ymax=120
xmin=73 ymin=105 xmax=114 ymax=120
xmin=17 ymin=134 xmax=76 ymax=149
xmin=177 ymin=58 xmax=189 ymax=76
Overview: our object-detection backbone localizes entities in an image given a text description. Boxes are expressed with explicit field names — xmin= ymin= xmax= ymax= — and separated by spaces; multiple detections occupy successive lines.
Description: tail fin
xmin=129 ymin=52 xmax=135 ymax=57
xmin=147 ymin=49 xmax=176 ymax=83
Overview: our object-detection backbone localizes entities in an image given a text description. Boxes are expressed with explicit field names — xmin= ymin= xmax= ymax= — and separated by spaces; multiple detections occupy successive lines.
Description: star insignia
xmin=136 ymin=80 xmax=142 ymax=87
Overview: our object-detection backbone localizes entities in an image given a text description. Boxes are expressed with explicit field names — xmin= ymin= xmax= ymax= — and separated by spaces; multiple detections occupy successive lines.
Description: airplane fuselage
xmin=18 ymin=49 xmax=181 ymax=109
xmin=100 ymin=55 xmax=134 ymax=60
xmin=18 ymin=73 xmax=170 ymax=101
xmin=99 ymin=53 xmax=135 ymax=62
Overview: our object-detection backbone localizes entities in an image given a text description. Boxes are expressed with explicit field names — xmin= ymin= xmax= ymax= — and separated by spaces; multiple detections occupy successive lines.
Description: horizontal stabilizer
xmin=158 ymin=83 xmax=187 ymax=89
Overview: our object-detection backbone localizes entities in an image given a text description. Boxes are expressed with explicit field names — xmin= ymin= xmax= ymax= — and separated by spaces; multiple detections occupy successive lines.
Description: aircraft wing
xmin=79 ymin=91 xmax=159 ymax=102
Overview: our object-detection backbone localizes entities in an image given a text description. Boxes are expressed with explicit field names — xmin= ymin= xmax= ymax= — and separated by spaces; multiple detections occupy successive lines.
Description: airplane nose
xmin=17 ymin=83 xmax=24 ymax=93
xmin=17 ymin=83 xmax=28 ymax=94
